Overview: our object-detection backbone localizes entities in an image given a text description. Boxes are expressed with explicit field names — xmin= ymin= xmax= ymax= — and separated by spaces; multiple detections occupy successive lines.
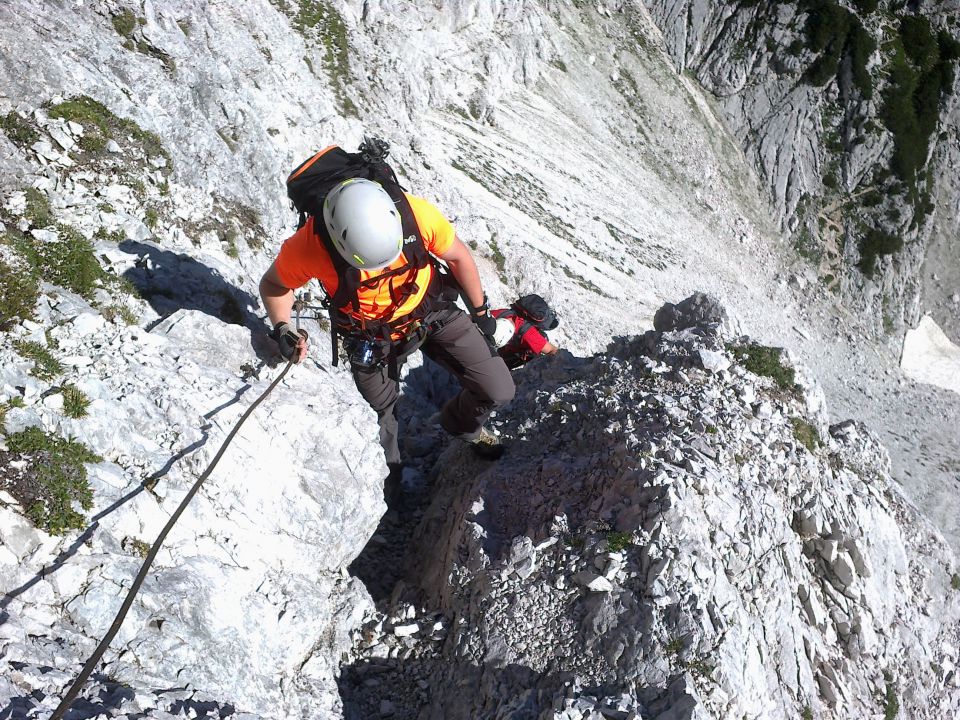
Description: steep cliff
xmin=643 ymin=0 xmax=960 ymax=336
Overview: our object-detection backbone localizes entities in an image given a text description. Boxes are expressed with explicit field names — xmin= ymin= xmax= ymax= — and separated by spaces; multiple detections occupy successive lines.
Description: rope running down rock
xmin=49 ymin=358 xmax=296 ymax=720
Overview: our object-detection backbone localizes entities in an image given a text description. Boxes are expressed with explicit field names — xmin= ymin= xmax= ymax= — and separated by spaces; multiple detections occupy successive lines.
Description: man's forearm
xmin=259 ymin=275 xmax=295 ymax=326
xmin=446 ymin=255 xmax=486 ymax=312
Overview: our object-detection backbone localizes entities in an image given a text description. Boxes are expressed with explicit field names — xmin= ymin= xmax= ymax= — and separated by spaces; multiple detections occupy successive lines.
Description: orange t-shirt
xmin=274 ymin=193 xmax=456 ymax=324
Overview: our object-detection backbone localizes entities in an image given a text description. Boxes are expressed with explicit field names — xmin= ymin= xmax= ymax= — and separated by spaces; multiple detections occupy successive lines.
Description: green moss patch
xmin=727 ymin=343 xmax=797 ymax=391
xmin=790 ymin=417 xmax=821 ymax=453
xmin=47 ymin=95 xmax=170 ymax=165
xmin=0 ymin=426 xmax=100 ymax=535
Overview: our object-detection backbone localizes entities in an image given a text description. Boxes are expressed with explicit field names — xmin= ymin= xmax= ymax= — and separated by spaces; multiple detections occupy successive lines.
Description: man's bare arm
xmin=437 ymin=236 xmax=487 ymax=313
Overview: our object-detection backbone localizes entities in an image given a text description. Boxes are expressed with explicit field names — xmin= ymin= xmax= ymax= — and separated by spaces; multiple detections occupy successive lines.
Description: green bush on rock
xmin=0 ymin=426 xmax=100 ymax=535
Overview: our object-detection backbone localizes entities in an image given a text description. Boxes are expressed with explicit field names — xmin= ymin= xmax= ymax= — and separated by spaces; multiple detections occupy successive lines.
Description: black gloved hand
xmin=271 ymin=322 xmax=304 ymax=361
xmin=472 ymin=312 xmax=497 ymax=340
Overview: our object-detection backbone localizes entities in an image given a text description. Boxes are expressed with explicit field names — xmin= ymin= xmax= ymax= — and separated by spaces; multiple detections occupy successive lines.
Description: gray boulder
xmin=653 ymin=293 xmax=728 ymax=332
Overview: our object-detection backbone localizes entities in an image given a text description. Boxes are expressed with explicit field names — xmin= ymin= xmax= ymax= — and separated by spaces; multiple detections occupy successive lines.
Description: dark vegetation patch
xmin=782 ymin=1 xmax=960 ymax=278
xmin=1 ymin=111 xmax=40 ymax=147
xmin=0 ymin=257 xmax=39 ymax=330
xmin=0 ymin=426 xmax=100 ymax=535
xmin=858 ymin=228 xmax=902 ymax=277
xmin=882 ymin=18 xmax=959 ymax=190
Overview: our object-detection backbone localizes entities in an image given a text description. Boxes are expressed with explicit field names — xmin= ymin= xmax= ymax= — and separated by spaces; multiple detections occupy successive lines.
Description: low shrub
xmin=61 ymin=384 xmax=91 ymax=418
xmin=0 ymin=426 xmax=100 ymax=535
xmin=111 ymin=9 xmax=138 ymax=38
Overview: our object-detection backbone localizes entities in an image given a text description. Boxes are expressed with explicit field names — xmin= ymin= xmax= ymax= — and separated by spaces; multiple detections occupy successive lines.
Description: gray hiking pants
xmin=351 ymin=307 xmax=515 ymax=466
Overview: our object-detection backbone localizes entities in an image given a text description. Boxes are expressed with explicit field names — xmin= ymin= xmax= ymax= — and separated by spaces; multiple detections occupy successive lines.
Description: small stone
xmin=832 ymin=552 xmax=856 ymax=588
xmin=106 ymin=139 xmax=122 ymax=153
xmin=698 ymin=349 xmax=731 ymax=373
xmin=49 ymin=126 xmax=76 ymax=151
xmin=514 ymin=556 xmax=535 ymax=579
xmin=817 ymin=539 xmax=838 ymax=564
xmin=573 ymin=571 xmax=614 ymax=592
xmin=392 ymin=623 xmax=419 ymax=637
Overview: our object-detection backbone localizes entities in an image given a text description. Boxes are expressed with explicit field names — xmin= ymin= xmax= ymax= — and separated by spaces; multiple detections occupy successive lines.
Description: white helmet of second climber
xmin=322 ymin=178 xmax=403 ymax=270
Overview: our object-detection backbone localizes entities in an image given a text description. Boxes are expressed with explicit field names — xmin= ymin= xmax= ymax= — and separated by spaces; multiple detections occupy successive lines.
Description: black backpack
xmin=497 ymin=294 xmax=559 ymax=369
xmin=285 ymin=137 xmax=453 ymax=372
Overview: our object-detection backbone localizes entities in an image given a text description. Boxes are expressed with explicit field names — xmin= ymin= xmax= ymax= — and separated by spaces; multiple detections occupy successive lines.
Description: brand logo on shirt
xmin=404 ymin=234 xmax=417 ymax=245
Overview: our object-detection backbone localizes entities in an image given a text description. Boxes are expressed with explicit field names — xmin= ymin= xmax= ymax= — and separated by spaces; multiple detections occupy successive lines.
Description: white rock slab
xmin=900 ymin=315 xmax=960 ymax=396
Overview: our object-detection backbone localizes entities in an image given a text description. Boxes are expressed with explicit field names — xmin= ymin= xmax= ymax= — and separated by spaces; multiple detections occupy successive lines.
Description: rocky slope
xmin=339 ymin=297 xmax=960 ymax=719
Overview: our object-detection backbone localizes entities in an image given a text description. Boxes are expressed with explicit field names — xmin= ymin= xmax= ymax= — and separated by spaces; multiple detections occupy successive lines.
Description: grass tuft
xmin=16 ymin=224 xmax=107 ymax=300
xmin=24 ymin=188 xmax=54 ymax=228
xmin=15 ymin=340 xmax=63 ymax=380
xmin=61 ymin=384 xmax=91 ymax=418
xmin=606 ymin=532 xmax=633 ymax=553
xmin=883 ymin=671 xmax=899 ymax=720
xmin=47 ymin=95 xmax=170 ymax=164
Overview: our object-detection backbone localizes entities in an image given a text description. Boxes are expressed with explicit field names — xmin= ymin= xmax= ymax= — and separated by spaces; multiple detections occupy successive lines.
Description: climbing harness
xmin=49 ymin=354 xmax=299 ymax=720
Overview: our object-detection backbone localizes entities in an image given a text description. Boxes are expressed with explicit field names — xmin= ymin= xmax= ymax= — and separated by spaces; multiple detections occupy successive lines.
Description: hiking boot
xmin=469 ymin=426 xmax=504 ymax=460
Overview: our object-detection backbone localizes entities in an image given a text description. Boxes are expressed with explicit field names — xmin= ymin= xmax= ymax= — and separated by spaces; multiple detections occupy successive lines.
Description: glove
xmin=271 ymin=322 xmax=306 ymax=361
xmin=472 ymin=312 xmax=497 ymax=340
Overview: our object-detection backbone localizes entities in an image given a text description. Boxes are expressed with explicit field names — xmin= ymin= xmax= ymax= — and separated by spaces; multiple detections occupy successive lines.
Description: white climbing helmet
xmin=493 ymin=316 xmax=515 ymax=348
xmin=322 ymin=178 xmax=403 ymax=270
